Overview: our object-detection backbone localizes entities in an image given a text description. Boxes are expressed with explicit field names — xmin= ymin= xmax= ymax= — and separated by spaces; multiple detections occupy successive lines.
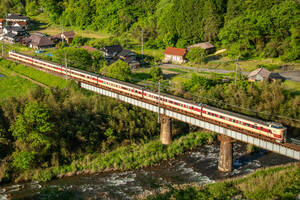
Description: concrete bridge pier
xmin=218 ymin=134 xmax=234 ymax=172
xmin=160 ymin=115 xmax=172 ymax=145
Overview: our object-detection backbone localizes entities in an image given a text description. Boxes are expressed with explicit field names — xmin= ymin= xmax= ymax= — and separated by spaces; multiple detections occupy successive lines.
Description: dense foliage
xmin=0 ymin=0 xmax=299 ymax=60
xmin=0 ymin=85 xmax=163 ymax=182
xmin=179 ymin=73 xmax=300 ymax=129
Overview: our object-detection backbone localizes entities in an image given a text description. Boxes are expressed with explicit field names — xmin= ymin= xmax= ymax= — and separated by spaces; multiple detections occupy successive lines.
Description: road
xmin=160 ymin=64 xmax=300 ymax=82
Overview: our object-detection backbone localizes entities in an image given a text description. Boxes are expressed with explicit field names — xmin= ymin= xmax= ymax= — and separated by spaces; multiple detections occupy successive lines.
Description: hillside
xmin=0 ymin=0 xmax=299 ymax=61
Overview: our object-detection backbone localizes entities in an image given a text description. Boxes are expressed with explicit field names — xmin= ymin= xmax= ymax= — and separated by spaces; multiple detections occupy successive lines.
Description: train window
xmin=245 ymin=123 xmax=250 ymax=127
xmin=253 ymin=125 xmax=257 ymax=129
xmin=233 ymin=119 xmax=236 ymax=123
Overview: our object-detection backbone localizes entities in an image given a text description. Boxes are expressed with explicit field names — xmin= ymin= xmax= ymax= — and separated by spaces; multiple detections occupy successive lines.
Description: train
xmin=8 ymin=50 xmax=287 ymax=142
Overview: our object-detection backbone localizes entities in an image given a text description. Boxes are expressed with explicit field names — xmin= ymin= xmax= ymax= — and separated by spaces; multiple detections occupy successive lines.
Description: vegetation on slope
xmin=0 ymin=0 xmax=299 ymax=61
xmin=146 ymin=164 xmax=300 ymax=200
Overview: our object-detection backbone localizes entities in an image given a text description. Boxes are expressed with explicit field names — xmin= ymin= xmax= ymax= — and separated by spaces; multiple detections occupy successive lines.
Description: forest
xmin=0 ymin=0 xmax=299 ymax=61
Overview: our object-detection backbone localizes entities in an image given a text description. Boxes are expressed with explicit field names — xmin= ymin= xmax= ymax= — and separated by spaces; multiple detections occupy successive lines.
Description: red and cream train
xmin=8 ymin=51 xmax=287 ymax=142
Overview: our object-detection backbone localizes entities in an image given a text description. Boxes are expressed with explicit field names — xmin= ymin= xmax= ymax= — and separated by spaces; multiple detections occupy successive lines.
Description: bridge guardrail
xmin=287 ymin=138 xmax=300 ymax=146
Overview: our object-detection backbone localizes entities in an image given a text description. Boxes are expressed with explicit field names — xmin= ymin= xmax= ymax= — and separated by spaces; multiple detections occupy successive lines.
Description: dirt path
xmin=160 ymin=64 xmax=300 ymax=82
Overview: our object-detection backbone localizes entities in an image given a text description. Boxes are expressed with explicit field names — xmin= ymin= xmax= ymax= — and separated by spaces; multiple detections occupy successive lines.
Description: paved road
xmin=160 ymin=64 xmax=300 ymax=82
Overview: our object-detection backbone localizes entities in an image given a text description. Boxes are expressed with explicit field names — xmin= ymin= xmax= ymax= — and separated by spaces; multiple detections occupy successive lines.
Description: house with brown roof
xmin=163 ymin=47 xmax=187 ymax=64
xmin=54 ymin=31 xmax=75 ymax=44
xmin=13 ymin=21 xmax=28 ymax=30
xmin=248 ymin=67 xmax=280 ymax=82
xmin=25 ymin=32 xmax=54 ymax=49
xmin=187 ymin=42 xmax=216 ymax=54
xmin=0 ymin=19 xmax=5 ymax=29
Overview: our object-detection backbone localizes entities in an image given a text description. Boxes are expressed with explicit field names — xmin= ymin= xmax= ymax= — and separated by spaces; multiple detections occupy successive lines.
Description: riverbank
xmin=145 ymin=163 xmax=300 ymax=200
xmin=7 ymin=131 xmax=215 ymax=184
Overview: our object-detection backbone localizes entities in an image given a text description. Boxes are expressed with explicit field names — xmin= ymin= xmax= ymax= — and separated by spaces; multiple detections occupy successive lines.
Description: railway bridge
xmin=80 ymin=83 xmax=300 ymax=172
xmin=4 ymin=54 xmax=300 ymax=172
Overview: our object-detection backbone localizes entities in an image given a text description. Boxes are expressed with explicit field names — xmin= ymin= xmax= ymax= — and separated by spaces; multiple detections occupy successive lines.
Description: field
xmin=0 ymin=59 xmax=69 ymax=89
xmin=0 ymin=67 xmax=37 ymax=100
xmin=31 ymin=14 xmax=110 ymax=39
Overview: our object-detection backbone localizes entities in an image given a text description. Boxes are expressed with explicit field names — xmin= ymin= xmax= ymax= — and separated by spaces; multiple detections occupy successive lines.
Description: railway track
xmin=3 ymin=55 xmax=300 ymax=153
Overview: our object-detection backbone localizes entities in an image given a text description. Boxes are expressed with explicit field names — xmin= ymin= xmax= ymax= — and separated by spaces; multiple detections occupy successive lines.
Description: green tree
xmin=100 ymin=60 xmax=132 ymax=82
xmin=10 ymin=101 xmax=53 ymax=152
xmin=150 ymin=66 xmax=163 ymax=82
xmin=53 ymin=48 xmax=93 ymax=71
xmin=186 ymin=48 xmax=207 ymax=64
xmin=12 ymin=151 xmax=35 ymax=170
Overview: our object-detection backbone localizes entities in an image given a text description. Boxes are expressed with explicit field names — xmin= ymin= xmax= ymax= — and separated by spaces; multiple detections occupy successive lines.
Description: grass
xmin=146 ymin=164 xmax=300 ymax=200
xmin=0 ymin=68 xmax=37 ymax=100
xmin=283 ymin=80 xmax=300 ymax=92
xmin=0 ymin=59 xmax=69 ymax=89
xmin=14 ymin=131 xmax=215 ymax=183
xmin=30 ymin=14 xmax=110 ymax=39
xmin=201 ymin=56 xmax=300 ymax=72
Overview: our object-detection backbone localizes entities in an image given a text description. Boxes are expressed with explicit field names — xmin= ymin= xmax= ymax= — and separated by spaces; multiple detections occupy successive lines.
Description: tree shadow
xmin=29 ymin=19 xmax=48 ymax=32
xmin=206 ymin=54 xmax=222 ymax=62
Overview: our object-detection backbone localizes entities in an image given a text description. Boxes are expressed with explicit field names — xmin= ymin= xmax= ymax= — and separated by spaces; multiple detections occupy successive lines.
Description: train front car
xmin=269 ymin=123 xmax=287 ymax=143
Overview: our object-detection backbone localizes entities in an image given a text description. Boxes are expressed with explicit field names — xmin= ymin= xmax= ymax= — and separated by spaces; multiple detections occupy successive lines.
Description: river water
xmin=0 ymin=142 xmax=296 ymax=200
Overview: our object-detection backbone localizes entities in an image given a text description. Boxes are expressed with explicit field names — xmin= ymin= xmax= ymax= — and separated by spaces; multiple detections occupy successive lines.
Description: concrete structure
xmin=218 ymin=135 xmax=235 ymax=172
xmin=80 ymin=82 xmax=300 ymax=164
xmin=160 ymin=115 xmax=172 ymax=145
xmin=163 ymin=47 xmax=187 ymax=64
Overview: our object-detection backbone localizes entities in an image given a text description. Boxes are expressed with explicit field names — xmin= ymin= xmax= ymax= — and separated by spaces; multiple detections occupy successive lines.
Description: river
xmin=0 ymin=142 xmax=296 ymax=200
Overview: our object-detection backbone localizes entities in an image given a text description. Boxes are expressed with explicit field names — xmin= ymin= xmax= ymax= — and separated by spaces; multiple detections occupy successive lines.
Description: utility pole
xmin=141 ymin=29 xmax=144 ymax=63
xmin=2 ymin=40 xmax=4 ymax=57
xmin=65 ymin=53 xmax=68 ymax=80
xmin=235 ymin=58 xmax=239 ymax=86
xmin=61 ymin=19 xmax=64 ymax=44
xmin=158 ymin=81 xmax=161 ymax=123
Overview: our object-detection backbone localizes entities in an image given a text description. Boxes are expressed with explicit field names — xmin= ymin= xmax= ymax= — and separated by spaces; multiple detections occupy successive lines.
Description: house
xmin=187 ymin=42 xmax=216 ymax=54
xmin=3 ymin=32 xmax=18 ymax=44
xmin=117 ymin=49 xmax=140 ymax=68
xmin=54 ymin=31 xmax=75 ymax=44
xmin=0 ymin=19 xmax=5 ymax=29
xmin=3 ymin=26 xmax=27 ymax=36
xmin=81 ymin=45 xmax=98 ymax=52
xmin=163 ymin=47 xmax=187 ymax=64
xmin=6 ymin=14 xmax=29 ymax=24
xmin=248 ymin=67 xmax=277 ymax=82
xmin=118 ymin=49 xmax=136 ymax=60
xmin=124 ymin=56 xmax=140 ymax=69
xmin=25 ymin=32 xmax=55 ymax=49
xmin=13 ymin=21 xmax=28 ymax=30
xmin=101 ymin=45 xmax=123 ymax=58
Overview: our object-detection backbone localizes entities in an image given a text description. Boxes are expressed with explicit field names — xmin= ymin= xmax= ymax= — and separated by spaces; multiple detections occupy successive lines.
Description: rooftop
xmin=164 ymin=47 xmax=187 ymax=56
xmin=6 ymin=14 xmax=29 ymax=21
xmin=187 ymin=42 xmax=215 ymax=50
xmin=81 ymin=45 xmax=98 ymax=52
xmin=248 ymin=67 xmax=271 ymax=78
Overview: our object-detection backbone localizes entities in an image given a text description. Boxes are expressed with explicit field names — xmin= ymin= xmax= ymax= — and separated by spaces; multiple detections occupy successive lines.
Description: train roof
xmin=204 ymin=104 xmax=270 ymax=126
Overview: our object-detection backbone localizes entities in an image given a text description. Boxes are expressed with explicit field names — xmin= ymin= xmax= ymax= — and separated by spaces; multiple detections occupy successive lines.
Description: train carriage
xmin=8 ymin=50 xmax=287 ymax=142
